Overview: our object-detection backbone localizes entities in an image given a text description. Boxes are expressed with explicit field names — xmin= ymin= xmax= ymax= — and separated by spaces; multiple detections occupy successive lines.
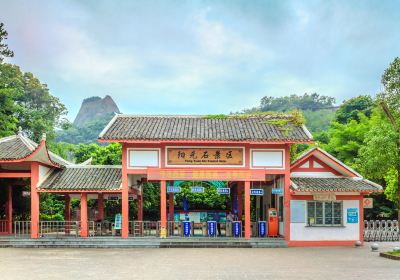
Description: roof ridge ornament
xmin=18 ymin=126 xmax=23 ymax=135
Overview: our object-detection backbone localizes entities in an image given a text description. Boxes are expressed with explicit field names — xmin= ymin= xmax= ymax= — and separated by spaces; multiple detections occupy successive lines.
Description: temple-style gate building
xmin=0 ymin=114 xmax=382 ymax=246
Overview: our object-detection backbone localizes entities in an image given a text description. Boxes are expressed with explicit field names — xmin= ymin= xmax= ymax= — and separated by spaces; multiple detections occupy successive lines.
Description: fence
xmin=14 ymin=221 xmax=31 ymax=237
xmin=0 ymin=220 xmax=8 ymax=234
xmin=364 ymin=220 xmax=399 ymax=242
xmin=129 ymin=221 xmax=160 ymax=237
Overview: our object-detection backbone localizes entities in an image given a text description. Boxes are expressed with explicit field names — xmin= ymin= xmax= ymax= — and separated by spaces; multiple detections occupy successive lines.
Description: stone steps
xmin=0 ymin=238 xmax=287 ymax=248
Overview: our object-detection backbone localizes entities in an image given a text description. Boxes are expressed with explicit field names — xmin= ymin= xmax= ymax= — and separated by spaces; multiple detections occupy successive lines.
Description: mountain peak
xmin=73 ymin=95 xmax=121 ymax=126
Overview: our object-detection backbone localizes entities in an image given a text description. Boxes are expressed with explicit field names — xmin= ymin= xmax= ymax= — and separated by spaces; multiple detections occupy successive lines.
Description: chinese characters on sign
xmin=167 ymin=148 xmax=243 ymax=166
xmin=250 ymin=189 xmax=264 ymax=196
xmin=217 ymin=188 xmax=231 ymax=195
xmin=347 ymin=208 xmax=358 ymax=223
xmin=190 ymin=187 xmax=204 ymax=193
xmin=167 ymin=186 xmax=181 ymax=193
xmin=183 ymin=221 xmax=191 ymax=237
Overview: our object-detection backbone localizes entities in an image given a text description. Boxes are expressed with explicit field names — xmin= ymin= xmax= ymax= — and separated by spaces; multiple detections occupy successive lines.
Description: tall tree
xmin=0 ymin=22 xmax=14 ymax=62
xmin=335 ymin=95 xmax=374 ymax=124
xmin=378 ymin=57 xmax=400 ymax=223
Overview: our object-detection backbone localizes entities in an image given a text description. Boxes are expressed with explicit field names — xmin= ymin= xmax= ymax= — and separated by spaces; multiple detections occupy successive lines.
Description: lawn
xmin=386 ymin=250 xmax=400 ymax=257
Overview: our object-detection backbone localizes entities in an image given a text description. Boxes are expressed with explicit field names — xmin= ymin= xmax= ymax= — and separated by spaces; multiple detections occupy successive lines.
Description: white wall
xmin=290 ymin=200 xmax=359 ymax=241
xmin=128 ymin=149 xmax=160 ymax=168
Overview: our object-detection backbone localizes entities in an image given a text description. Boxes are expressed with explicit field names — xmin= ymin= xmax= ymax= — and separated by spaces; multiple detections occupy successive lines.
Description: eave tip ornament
xmin=41 ymin=133 xmax=47 ymax=141
xmin=18 ymin=126 xmax=22 ymax=135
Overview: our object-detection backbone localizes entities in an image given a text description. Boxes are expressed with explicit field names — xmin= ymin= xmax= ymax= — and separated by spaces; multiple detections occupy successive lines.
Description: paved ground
xmin=0 ymin=242 xmax=399 ymax=280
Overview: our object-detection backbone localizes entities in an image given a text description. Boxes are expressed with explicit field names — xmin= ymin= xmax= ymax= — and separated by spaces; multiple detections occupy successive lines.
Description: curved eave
xmin=0 ymin=140 xmax=61 ymax=168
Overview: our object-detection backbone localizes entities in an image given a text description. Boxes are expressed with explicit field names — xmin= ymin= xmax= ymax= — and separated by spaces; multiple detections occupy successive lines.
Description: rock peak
xmin=73 ymin=95 xmax=121 ymax=126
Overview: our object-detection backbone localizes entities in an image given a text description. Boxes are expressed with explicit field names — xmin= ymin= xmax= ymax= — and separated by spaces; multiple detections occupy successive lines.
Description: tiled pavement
xmin=0 ymin=242 xmax=399 ymax=280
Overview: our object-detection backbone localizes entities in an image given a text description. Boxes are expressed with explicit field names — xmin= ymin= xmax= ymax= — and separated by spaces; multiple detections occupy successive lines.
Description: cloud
xmin=1 ymin=0 xmax=399 ymax=119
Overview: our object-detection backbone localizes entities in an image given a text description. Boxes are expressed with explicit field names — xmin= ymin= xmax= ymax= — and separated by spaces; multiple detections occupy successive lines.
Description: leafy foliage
xmin=56 ymin=114 xmax=114 ymax=144
xmin=0 ymin=22 xmax=14 ymax=62
xmin=174 ymin=182 xmax=230 ymax=210
xmin=253 ymin=93 xmax=335 ymax=112
xmin=334 ymin=95 xmax=374 ymax=124
xmin=0 ymin=63 xmax=69 ymax=142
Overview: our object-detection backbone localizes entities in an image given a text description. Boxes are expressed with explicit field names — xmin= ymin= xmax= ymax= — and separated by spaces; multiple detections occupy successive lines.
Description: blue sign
xmin=259 ymin=221 xmax=266 ymax=237
xmin=167 ymin=186 xmax=181 ymax=193
xmin=347 ymin=208 xmax=358 ymax=223
xmin=233 ymin=221 xmax=241 ymax=237
xmin=183 ymin=221 xmax=191 ymax=237
xmin=208 ymin=221 xmax=217 ymax=237
xmin=190 ymin=187 xmax=204 ymax=193
xmin=250 ymin=189 xmax=264 ymax=196
xmin=272 ymin=188 xmax=283 ymax=195
xmin=217 ymin=188 xmax=230 ymax=195
xmin=114 ymin=214 xmax=122 ymax=230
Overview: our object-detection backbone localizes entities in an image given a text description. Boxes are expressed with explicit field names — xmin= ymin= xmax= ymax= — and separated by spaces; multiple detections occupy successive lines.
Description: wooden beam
xmin=0 ymin=172 xmax=31 ymax=178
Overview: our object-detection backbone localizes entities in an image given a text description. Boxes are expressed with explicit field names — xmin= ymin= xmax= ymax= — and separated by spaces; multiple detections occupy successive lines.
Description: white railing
xmin=40 ymin=221 xmax=80 ymax=237
xmin=14 ymin=221 xmax=31 ymax=237
xmin=129 ymin=221 xmax=160 ymax=237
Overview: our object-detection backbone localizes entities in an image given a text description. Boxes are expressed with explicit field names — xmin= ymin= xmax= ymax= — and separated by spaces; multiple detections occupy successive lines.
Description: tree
xmin=0 ymin=63 xmax=23 ymax=137
xmin=0 ymin=22 xmax=14 ymax=62
xmin=256 ymin=93 xmax=335 ymax=112
xmin=358 ymin=109 xmax=398 ymax=214
xmin=377 ymin=57 xmax=400 ymax=223
xmin=322 ymin=113 xmax=372 ymax=167
xmin=335 ymin=95 xmax=374 ymax=124
xmin=0 ymin=63 xmax=69 ymax=142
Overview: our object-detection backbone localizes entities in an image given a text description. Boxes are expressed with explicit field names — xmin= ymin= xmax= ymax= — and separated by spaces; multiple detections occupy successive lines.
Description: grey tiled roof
xmin=99 ymin=115 xmax=313 ymax=142
xmin=0 ymin=134 xmax=71 ymax=166
xmin=290 ymin=177 xmax=382 ymax=192
xmin=40 ymin=166 xmax=122 ymax=191
xmin=0 ymin=136 xmax=33 ymax=160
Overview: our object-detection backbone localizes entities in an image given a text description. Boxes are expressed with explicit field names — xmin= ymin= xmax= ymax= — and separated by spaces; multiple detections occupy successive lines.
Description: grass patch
xmin=386 ymin=250 xmax=400 ymax=257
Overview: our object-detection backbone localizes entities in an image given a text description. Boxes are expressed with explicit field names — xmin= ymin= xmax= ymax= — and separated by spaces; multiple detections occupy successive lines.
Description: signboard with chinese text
xmin=167 ymin=186 xmax=181 ymax=193
xmin=114 ymin=214 xmax=122 ymax=230
xmin=313 ymin=193 xmax=336 ymax=201
xmin=233 ymin=221 xmax=241 ymax=237
xmin=190 ymin=187 xmax=204 ymax=193
xmin=217 ymin=188 xmax=230 ymax=195
xmin=347 ymin=208 xmax=358 ymax=223
xmin=208 ymin=221 xmax=216 ymax=237
xmin=166 ymin=147 xmax=244 ymax=166
xmin=250 ymin=189 xmax=264 ymax=196
xmin=272 ymin=188 xmax=283 ymax=195
xmin=148 ymin=169 xmax=266 ymax=181
xmin=183 ymin=221 xmax=191 ymax=237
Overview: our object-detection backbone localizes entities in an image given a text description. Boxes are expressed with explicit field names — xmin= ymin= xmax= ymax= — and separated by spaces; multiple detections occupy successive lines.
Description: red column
xmin=121 ymin=143 xmax=129 ymax=238
xmin=138 ymin=194 xmax=143 ymax=221
xmin=168 ymin=193 xmax=174 ymax=221
xmin=30 ymin=162 xmax=40 ymax=239
xmin=244 ymin=181 xmax=251 ymax=240
xmin=237 ymin=182 xmax=243 ymax=221
xmin=98 ymin=193 xmax=104 ymax=221
xmin=160 ymin=180 xmax=167 ymax=238
xmin=284 ymin=144 xmax=291 ymax=242
xmin=7 ymin=185 xmax=12 ymax=234
xmin=65 ymin=195 xmax=71 ymax=234
xmin=359 ymin=195 xmax=364 ymax=244
xmin=80 ymin=193 xmax=88 ymax=238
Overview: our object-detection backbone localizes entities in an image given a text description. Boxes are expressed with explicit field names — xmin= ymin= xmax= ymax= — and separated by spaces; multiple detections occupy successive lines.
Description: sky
xmin=1 ymin=0 xmax=400 ymax=120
